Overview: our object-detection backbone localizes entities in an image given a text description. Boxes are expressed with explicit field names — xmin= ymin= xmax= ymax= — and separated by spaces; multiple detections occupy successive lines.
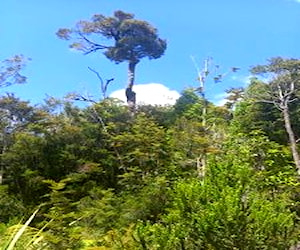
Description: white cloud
xmin=212 ymin=92 xmax=229 ymax=106
xmin=110 ymin=83 xmax=180 ymax=106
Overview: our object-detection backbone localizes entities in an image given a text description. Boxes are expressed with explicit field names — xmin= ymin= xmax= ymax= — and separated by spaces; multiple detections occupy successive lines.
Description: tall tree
xmin=57 ymin=10 xmax=167 ymax=109
xmin=250 ymin=57 xmax=300 ymax=175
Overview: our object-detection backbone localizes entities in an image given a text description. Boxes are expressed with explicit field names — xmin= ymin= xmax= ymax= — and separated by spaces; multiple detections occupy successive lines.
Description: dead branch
xmin=87 ymin=67 xmax=114 ymax=99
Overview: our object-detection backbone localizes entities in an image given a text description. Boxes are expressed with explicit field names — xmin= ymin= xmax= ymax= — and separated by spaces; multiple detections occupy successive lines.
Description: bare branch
xmin=88 ymin=66 xmax=114 ymax=99
xmin=251 ymin=98 xmax=283 ymax=111
xmin=285 ymin=80 xmax=296 ymax=97
xmin=277 ymin=84 xmax=284 ymax=100
xmin=78 ymin=32 xmax=111 ymax=54
xmin=88 ymin=67 xmax=104 ymax=86
xmin=288 ymin=98 xmax=298 ymax=103
xmin=73 ymin=94 xmax=96 ymax=104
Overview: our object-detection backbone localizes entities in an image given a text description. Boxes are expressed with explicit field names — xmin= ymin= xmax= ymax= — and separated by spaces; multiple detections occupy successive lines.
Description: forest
xmin=0 ymin=9 xmax=300 ymax=250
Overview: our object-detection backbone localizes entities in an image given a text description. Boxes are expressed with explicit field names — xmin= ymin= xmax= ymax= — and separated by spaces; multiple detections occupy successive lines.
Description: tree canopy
xmin=250 ymin=57 xmax=300 ymax=175
xmin=57 ymin=10 xmax=167 ymax=109
xmin=0 ymin=55 xmax=28 ymax=88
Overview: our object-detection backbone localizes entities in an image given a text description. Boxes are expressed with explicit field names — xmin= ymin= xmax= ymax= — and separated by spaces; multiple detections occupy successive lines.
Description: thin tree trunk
xmin=282 ymin=105 xmax=300 ymax=175
xmin=127 ymin=61 xmax=136 ymax=89
xmin=126 ymin=61 xmax=137 ymax=110
xmin=197 ymin=59 xmax=209 ymax=178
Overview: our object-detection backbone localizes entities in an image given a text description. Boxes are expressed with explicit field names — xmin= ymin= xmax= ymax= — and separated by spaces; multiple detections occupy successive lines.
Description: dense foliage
xmin=0 ymin=86 xmax=299 ymax=249
xmin=1 ymin=9 xmax=300 ymax=250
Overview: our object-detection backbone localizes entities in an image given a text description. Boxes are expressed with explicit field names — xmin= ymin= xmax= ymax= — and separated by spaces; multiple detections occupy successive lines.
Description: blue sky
xmin=1 ymin=0 xmax=300 ymax=105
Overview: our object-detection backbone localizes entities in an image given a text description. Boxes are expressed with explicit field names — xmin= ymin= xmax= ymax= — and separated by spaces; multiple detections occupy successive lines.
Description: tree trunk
xmin=126 ymin=61 xmax=137 ymax=110
xmin=282 ymin=105 xmax=300 ymax=175
xmin=127 ymin=61 xmax=136 ymax=89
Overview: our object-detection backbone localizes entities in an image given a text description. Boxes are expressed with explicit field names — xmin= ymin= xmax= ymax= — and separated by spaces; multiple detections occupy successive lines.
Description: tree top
xmin=57 ymin=10 xmax=167 ymax=64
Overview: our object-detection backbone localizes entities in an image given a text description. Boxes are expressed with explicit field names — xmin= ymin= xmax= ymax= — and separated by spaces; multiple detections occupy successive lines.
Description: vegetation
xmin=0 ymin=55 xmax=29 ymax=88
xmin=57 ymin=10 xmax=166 ymax=109
xmin=1 ymin=9 xmax=300 ymax=250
